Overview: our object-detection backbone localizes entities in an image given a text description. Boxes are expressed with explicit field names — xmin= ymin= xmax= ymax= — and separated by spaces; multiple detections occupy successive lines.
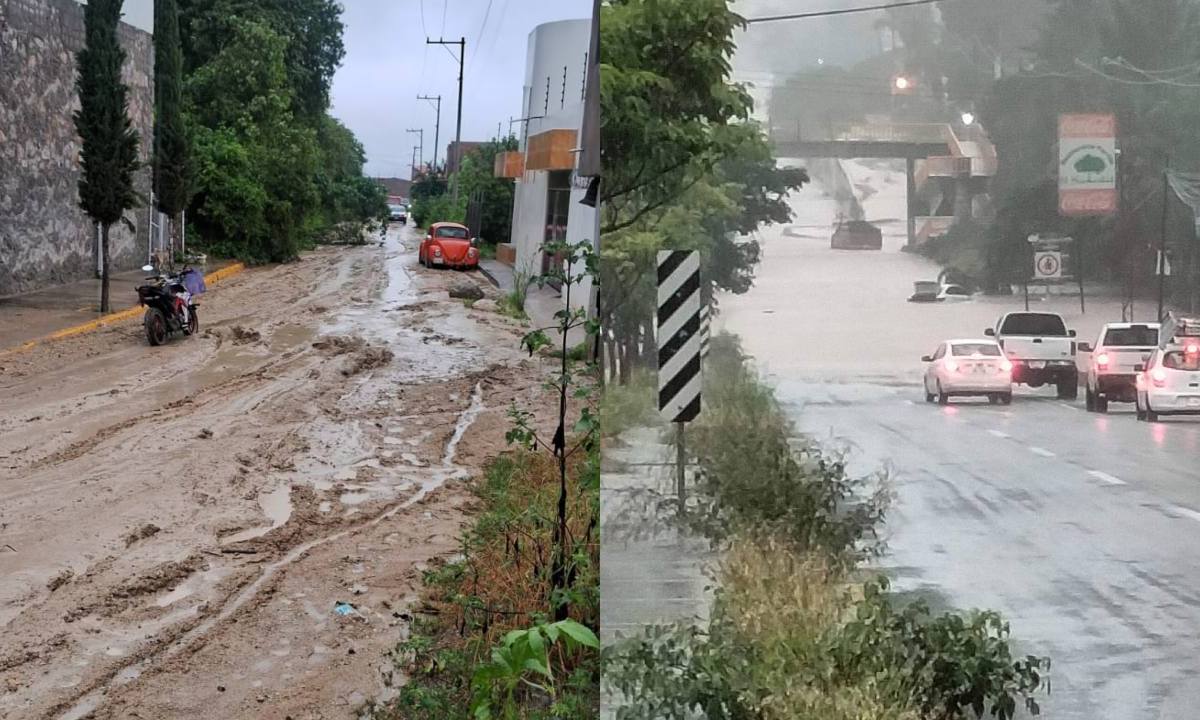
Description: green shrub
xmin=413 ymin=192 xmax=467 ymax=228
xmin=687 ymin=333 xmax=889 ymax=560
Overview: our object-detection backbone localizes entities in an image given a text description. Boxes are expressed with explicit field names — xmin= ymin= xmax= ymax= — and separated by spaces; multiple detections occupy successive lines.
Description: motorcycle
xmin=136 ymin=264 xmax=203 ymax=346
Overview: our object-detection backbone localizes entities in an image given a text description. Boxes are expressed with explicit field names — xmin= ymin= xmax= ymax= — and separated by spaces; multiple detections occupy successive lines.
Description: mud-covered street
xmin=0 ymin=226 xmax=551 ymax=719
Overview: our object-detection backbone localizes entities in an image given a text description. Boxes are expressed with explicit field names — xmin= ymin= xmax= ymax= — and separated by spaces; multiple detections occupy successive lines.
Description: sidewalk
xmin=0 ymin=260 xmax=238 ymax=352
xmin=478 ymin=258 xmax=587 ymax=349
xmin=600 ymin=426 xmax=711 ymax=717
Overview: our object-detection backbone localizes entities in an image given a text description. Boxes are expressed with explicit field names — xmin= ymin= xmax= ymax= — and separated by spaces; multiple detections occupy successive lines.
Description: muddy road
xmin=0 ymin=226 xmax=551 ymax=719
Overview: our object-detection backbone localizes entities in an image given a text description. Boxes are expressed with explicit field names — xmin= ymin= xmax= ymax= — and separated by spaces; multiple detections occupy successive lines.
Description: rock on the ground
xmin=473 ymin=298 xmax=499 ymax=313
xmin=448 ymin=283 xmax=484 ymax=301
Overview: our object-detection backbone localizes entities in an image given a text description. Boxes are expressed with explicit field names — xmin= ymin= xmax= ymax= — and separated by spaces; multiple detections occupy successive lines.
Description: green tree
xmin=154 ymin=0 xmax=190 ymax=262
xmin=456 ymin=136 xmax=519 ymax=245
xmin=74 ymin=0 xmax=141 ymax=313
xmin=178 ymin=0 xmax=345 ymax=119
xmin=184 ymin=19 xmax=320 ymax=262
xmin=600 ymin=0 xmax=754 ymax=234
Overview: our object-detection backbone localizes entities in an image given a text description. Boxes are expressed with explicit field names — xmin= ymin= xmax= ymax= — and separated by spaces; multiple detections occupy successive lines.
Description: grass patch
xmin=479 ymin=242 xmax=498 ymax=260
xmin=599 ymin=368 xmax=660 ymax=441
xmin=498 ymin=293 xmax=529 ymax=320
xmin=364 ymin=450 xmax=599 ymax=720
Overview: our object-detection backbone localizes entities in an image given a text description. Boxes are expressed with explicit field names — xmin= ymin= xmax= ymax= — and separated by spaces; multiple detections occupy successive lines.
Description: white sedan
xmin=923 ymin=339 xmax=1013 ymax=405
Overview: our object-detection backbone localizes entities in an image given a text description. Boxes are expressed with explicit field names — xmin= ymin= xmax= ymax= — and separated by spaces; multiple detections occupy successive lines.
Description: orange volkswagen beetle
xmin=419 ymin=222 xmax=480 ymax=270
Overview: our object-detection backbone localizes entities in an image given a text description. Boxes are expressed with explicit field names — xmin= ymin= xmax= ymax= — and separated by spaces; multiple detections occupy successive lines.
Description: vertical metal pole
xmin=147 ymin=191 xmax=154 ymax=266
xmin=676 ymin=422 xmax=686 ymax=515
xmin=1159 ymin=160 xmax=1170 ymax=321
xmin=1024 ymin=281 xmax=1030 ymax=311
xmin=1078 ymin=237 xmax=1086 ymax=314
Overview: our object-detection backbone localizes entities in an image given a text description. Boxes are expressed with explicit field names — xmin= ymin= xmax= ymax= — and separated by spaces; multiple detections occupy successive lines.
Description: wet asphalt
xmin=716 ymin=177 xmax=1200 ymax=719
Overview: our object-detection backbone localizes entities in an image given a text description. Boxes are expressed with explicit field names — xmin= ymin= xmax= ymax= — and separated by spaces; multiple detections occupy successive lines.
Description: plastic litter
xmin=333 ymin=602 xmax=356 ymax=616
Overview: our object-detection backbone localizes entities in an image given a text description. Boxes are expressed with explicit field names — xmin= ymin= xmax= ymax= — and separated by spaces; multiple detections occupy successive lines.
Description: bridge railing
xmin=771 ymin=121 xmax=952 ymax=145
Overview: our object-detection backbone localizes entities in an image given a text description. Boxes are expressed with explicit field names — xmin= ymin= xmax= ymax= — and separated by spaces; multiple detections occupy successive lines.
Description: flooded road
xmin=719 ymin=166 xmax=1200 ymax=719
xmin=0 ymin=226 xmax=550 ymax=718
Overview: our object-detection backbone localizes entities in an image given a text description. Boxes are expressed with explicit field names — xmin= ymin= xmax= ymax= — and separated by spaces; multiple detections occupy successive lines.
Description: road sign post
xmin=657 ymin=250 xmax=702 ymax=513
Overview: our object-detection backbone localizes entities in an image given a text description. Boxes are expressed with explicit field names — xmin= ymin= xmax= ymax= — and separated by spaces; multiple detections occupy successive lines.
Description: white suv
xmin=1080 ymin=322 xmax=1160 ymax=413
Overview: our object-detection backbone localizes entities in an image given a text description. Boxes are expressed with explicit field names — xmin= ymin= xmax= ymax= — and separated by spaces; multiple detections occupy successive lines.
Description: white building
xmin=495 ymin=18 xmax=596 ymax=312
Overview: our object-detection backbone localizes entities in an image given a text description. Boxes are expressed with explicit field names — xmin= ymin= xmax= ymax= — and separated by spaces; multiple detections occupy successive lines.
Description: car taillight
xmin=945 ymin=360 xmax=959 ymax=373
xmin=1152 ymin=367 xmax=1168 ymax=386
xmin=1187 ymin=343 xmax=1199 ymax=355
xmin=1096 ymin=352 xmax=1110 ymax=369
xmin=999 ymin=359 xmax=1013 ymax=372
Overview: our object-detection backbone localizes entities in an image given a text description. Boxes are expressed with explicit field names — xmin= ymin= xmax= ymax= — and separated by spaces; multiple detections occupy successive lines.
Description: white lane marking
xmin=1088 ymin=470 xmax=1126 ymax=486
xmin=1029 ymin=446 xmax=1056 ymax=457
xmin=1058 ymin=402 xmax=1083 ymax=412
xmin=988 ymin=430 xmax=1009 ymax=439
xmin=1171 ymin=506 xmax=1200 ymax=524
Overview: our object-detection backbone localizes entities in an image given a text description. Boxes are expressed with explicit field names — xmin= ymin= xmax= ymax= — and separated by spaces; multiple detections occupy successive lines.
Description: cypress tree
xmin=154 ymin=0 xmax=189 ymax=264
xmin=74 ymin=0 xmax=140 ymax=313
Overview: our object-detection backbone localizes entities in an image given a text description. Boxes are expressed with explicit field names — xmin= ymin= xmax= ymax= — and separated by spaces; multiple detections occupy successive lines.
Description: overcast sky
xmin=331 ymin=1 xmax=592 ymax=179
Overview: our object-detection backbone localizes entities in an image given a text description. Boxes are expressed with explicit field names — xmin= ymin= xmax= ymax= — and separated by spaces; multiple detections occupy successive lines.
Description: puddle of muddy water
xmin=269 ymin=324 xmax=318 ymax=353
xmin=220 ymin=483 xmax=293 ymax=545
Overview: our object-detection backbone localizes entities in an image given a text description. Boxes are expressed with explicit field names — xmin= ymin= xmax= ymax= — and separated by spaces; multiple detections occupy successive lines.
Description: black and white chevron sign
xmin=657 ymin=250 xmax=702 ymax=423
xmin=700 ymin=304 xmax=711 ymax=359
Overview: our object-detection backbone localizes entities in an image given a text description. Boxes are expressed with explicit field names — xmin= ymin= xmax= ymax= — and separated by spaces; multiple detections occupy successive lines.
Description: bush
xmin=599 ymin=369 xmax=659 ymax=441
xmin=413 ymin=192 xmax=467 ymax=228
xmin=605 ymin=536 xmax=1049 ymax=720
xmin=687 ymin=333 xmax=889 ymax=560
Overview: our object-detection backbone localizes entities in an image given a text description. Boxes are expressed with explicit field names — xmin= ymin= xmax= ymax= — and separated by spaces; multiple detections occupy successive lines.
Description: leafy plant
xmin=505 ymin=239 xmax=600 ymax=622
xmin=469 ymin=619 xmax=600 ymax=719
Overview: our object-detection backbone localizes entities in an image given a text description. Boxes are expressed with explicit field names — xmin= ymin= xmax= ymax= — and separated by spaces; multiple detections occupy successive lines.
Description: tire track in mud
xmin=53 ymin=384 xmax=488 ymax=720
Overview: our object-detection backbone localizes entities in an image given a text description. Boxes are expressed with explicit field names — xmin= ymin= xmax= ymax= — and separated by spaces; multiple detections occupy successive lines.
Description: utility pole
xmin=406 ymin=128 xmax=424 ymax=173
xmin=427 ymin=36 xmax=465 ymax=198
xmin=417 ymin=94 xmax=442 ymax=171
xmin=1159 ymin=157 xmax=1171 ymax=322
xmin=410 ymin=146 xmax=419 ymax=180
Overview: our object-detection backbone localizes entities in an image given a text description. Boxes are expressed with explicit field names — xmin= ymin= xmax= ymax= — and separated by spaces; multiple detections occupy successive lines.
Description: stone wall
xmin=0 ymin=0 xmax=154 ymax=297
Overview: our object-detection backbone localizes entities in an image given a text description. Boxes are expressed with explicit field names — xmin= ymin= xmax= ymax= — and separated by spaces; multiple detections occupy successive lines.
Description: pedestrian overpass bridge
xmin=769 ymin=122 xmax=998 ymax=246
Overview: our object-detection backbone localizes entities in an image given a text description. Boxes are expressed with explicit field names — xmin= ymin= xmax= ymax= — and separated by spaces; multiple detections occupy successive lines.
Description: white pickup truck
xmin=984 ymin=312 xmax=1079 ymax=399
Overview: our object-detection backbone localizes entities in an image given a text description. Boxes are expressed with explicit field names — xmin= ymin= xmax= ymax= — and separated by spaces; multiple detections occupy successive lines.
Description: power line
xmin=745 ymin=0 xmax=958 ymax=25
xmin=466 ymin=0 xmax=495 ymax=75
xmin=441 ymin=0 xmax=449 ymax=36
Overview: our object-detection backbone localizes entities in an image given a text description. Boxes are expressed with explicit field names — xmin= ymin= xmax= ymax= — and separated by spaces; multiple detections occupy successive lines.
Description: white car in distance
xmin=922 ymin=339 xmax=1013 ymax=405
xmin=1135 ymin=339 xmax=1200 ymax=421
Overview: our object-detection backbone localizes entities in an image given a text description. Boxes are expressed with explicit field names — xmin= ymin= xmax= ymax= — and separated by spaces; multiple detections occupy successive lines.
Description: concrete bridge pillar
xmin=906 ymin=157 xmax=917 ymax=247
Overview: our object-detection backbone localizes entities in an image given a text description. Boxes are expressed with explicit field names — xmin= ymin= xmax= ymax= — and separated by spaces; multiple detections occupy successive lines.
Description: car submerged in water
xmin=830 ymin=218 xmax=883 ymax=250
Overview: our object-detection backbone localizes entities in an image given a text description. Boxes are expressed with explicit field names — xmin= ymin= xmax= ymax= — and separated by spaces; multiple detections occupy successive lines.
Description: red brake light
xmin=999 ymin=359 xmax=1013 ymax=372
xmin=1187 ymin=344 xmax=1199 ymax=355
xmin=1096 ymin=352 xmax=1110 ymax=369
xmin=1152 ymin=367 xmax=1168 ymax=386
xmin=945 ymin=359 xmax=959 ymax=373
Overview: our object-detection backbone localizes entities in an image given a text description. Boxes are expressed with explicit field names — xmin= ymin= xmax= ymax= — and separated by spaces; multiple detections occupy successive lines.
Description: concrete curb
xmin=477 ymin=263 xmax=501 ymax=289
xmin=0 ymin=262 xmax=246 ymax=358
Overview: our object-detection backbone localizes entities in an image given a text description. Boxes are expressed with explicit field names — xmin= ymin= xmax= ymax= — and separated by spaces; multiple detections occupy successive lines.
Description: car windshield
xmin=951 ymin=343 xmax=1002 ymax=357
xmin=999 ymin=313 xmax=1068 ymax=336
xmin=1103 ymin=326 xmax=1159 ymax=346
xmin=1163 ymin=351 xmax=1200 ymax=371
xmin=435 ymin=226 xmax=469 ymax=239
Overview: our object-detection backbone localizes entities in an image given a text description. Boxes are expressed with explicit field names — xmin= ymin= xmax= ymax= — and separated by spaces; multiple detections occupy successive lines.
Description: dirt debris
xmin=312 ymin=334 xmax=366 ymax=354
xmin=123 ymin=523 xmax=162 ymax=547
xmin=229 ymin=325 xmax=262 ymax=344
xmin=342 ymin=345 xmax=394 ymax=376
xmin=46 ymin=569 xmax=74 ymax=592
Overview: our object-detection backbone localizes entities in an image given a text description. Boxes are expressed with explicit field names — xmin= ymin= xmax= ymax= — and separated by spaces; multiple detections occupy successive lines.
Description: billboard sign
xmin=1059 ymin=114 xmax=1117 ymax=216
